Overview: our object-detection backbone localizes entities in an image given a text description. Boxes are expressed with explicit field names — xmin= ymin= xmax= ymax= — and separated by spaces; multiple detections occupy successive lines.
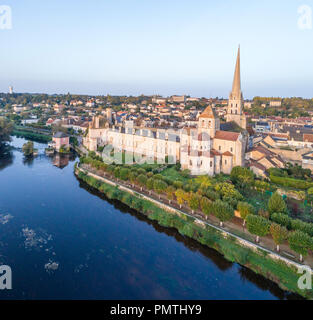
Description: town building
xmin=51 ymin=132 xmax=70 ymax=152
xmin=83 ymin=48 xmax=248 ymax=175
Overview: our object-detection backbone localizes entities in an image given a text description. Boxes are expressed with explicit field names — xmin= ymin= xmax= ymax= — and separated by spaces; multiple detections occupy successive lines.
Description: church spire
xmin=231 ymin=45 xmax=241 ymax=98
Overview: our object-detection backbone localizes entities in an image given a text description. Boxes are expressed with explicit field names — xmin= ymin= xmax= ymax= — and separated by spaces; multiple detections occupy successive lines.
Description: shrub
xmin=237 ymin=201 xmax=255 ymax=222
xmin=270 ymin=212 xmax=291 ymax=229
xmin=290 ymin=219 xmax=313 ymax=237
xmin=230 ymin=166 xmax=254 ymax=187
xmin=269 ymin=174 xmax=313 ymax=190
xmin=173 ymin=181 xmax=183 ymax=189
xmin=258 ymin=209 xmax=270 ymax=219
xmin=205 ymin=189 xmax=220 ymax=201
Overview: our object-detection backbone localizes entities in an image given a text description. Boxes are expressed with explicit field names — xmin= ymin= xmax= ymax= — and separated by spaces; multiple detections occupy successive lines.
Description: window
xmin=225 ymin=160 xmax=227 ymax=165
xmin=190 ymin=160 xmax=192 ymax=166
xmin=230 ymin=147 xmax=233 ymax=152
xmin=219 ymin=146 xmax=221 ymax=151
xmin=210 ymin=161 xmax=213 ymax=167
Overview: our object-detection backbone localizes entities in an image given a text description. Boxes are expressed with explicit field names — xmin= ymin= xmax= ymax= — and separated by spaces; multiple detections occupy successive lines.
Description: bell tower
xmin=226 ymin=46 xmax=246 ymax=129
xmin=198 ymin=105 xmax=220 ymax=138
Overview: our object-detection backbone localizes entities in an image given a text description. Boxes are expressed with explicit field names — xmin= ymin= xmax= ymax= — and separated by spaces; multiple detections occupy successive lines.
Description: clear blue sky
xmin=1 ymin=0 xmax=313 ymax=98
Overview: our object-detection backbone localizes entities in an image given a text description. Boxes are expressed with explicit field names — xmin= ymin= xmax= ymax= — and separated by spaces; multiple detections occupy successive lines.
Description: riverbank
xmin=74 ymin=165 xmax=311 ymax=299
xmin=12 ymin=127 xmax=51 ymax=143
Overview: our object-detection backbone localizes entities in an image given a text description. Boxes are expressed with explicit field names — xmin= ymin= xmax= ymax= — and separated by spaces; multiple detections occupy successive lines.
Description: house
xmin=54 ymin=104 xmax=66 ymax=113
xmin=247 ymin=145 xmax=284 ymax=177
xmin=302 ymin=151 xmax=313 ymax=172
xmin=255 ymin=121 xmax=271 ymax=133
xmin=52 ymin=132 xmax=70 ymax=152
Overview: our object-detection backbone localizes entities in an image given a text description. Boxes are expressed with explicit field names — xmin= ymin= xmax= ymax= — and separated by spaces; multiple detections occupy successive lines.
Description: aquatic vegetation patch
xmin=0 ymin=214 xmax=13 ymax=225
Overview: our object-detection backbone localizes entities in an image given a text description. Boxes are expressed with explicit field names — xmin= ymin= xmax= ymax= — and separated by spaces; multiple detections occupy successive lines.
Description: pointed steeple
xmin=231 ymin=46 xmax=241 ymax=98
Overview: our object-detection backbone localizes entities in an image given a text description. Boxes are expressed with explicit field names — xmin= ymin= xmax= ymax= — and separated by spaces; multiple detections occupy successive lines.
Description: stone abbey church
xmin=84 ymin=48 xmax=248 ymax=175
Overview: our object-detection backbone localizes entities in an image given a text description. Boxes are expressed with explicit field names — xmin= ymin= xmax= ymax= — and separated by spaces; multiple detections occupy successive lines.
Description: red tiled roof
xmin=303 ymin=134 xmax=313 ymax=143
xmin=210 ymin=149 xmax=221 ymax=156
xmin=223 ymin=151 xmax=233 ymax=157
xmin=199 ymin=105 xmax=217 ymax=119
xmin=248 ymin=160 xmax=266 ymax=172
xmin=214 ymin=130 xmax=239 ymax=141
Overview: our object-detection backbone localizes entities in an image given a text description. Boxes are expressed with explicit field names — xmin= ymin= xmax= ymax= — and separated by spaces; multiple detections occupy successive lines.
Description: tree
xmin=230 ymin=166 xmax=254 ymax=188
xmin=268 ymin=192 xmax=287 ymax=214
xmin=146 ymin=178 xmax=154 ymax=194
xmin=0 ymin=118 xmax=13 ymax=152
xmin=128 ymin=171 xmax=137 ymax=186
xmin=188 ymin=192 xmax=200 ymax=214
xmin=153 ymin=180 xmax=167 ymax=198
xmin=175 ymin=189 xmax=185 ymax=208
xmin=237 ymin=201 xmax=254 ymax=226
xmin=200 ymin=197 xmax=212 ymax=219
xmin=214 ymin=182 xmax=243 ymax=208
xmin=136 ymin=174 xmax=147 ymax=191
xmin=113 ymin=167 xmax=120 ymax=179
xmin=246 ymin=215 xmax=271 ymax=243
xmin=270 ymin=223 xmax=288 ymax=252
xmin=211 ymin=200 xmax=234 ymax=227
xmin=22 ymin=141 xmax=35 ymax=157
xmin=166 ymin=186 xmax=175 ymax=204
xmin=288 ymin=230 xmax=312 ymax=262
xmin=270 ymin=212 xmax=291 ymax=229
xmin=119 ymin=168 xmax=130 ymax=181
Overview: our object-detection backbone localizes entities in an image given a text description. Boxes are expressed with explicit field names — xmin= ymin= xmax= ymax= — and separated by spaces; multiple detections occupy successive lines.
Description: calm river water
xmin=0 ymin=137 xmax=300 ymax=299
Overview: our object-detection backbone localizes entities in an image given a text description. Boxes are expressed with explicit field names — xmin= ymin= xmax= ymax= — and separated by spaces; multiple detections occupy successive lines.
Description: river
xmin=0 ymin=137 xmax=300 ymax=299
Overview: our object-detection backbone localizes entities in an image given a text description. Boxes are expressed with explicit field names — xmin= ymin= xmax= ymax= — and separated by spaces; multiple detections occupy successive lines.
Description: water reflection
xmin=0 ymin=145 xmax=13 ymax=171
xmin=23 ymin=156 xmax=35 ymax=167
xmin=52 ymin=153 xmax=76 ymax=169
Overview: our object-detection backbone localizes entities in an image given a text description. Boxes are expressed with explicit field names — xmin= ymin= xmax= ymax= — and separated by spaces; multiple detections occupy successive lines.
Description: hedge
xmin=269 ymin=174 xmax=313 ymax=190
